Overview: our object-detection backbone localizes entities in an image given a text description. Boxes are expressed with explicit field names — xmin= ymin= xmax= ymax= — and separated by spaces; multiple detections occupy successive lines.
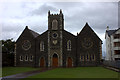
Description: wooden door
xmin=52 ymin=54 xmax=58 ymax=67
xmin=67 ymin=57 xmax=72 ymax=67
xmin=40 ymin=57 xmax=45 ymax=67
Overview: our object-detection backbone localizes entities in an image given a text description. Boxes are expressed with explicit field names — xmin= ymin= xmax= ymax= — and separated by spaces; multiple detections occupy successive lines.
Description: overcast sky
xmin=0 ymin=2 xmax=119 ymax=55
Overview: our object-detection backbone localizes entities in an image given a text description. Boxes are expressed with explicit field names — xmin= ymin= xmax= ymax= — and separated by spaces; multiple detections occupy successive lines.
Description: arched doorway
xmin=40 ymin=57 xmax=45 ymax=67
xmin=52 ymin=53 xmax=58 ymax=67
xmin=67 ymin=57 xmax=72 ymax=67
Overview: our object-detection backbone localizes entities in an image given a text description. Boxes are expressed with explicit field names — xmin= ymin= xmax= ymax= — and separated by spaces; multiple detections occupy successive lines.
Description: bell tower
xmin=48 ymin=9 xmax=64 ymax=30
xmin=48 ymin=10 xmax=64 ymax=67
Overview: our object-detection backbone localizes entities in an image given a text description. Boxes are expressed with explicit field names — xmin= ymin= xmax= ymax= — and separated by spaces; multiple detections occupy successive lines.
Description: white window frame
xmin=20 ymin=55 xmax=23 ymax=61
xmin=25 ymin=55 xmax=28 ymax=61
xmin=29 ymin=55 xmax=33 ymax=61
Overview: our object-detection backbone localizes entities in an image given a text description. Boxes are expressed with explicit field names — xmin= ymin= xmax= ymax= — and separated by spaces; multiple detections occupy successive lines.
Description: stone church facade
xmin=15 ymin=10 xmax=102 ymax=67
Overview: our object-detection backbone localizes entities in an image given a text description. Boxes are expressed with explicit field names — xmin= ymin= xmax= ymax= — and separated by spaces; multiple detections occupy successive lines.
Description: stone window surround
xmin=80 ymin=55 xmax=84 ymax=61
xmin=83 ymin=54 xmax=96 ymax=61
xmin=52 ymin=19 xmax=58 ymax=30
xmin=40 ymin=41 xmax=44 ymax=51
xmin=92 ymin=54 xmax=95 ymax=61
xmin=29 ymin=55 xmax=33 ymax=61
xmin=52 ymin=32 xmax=58 ymax=39
xmin=67 ymin=40 xmax=71 ymax=51
xmin=19 ymin=55 xmax=34 ymax=62
xmin=20 ymin=55 xmax=23 ymax=61
xmin=86 ymin=54 xmax=89 ymax=61
xmin=80 ymin=54 xmax=95 ymax=61
xmin=25 ymin=54 xmax=28 ymax=61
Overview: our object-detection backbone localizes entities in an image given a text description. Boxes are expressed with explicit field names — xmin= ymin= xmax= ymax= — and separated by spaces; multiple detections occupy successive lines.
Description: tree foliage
xmin=2 ymin=38 xmax=15 ymax=66
xmin=2 ymin=38 xmax=15 ymax=53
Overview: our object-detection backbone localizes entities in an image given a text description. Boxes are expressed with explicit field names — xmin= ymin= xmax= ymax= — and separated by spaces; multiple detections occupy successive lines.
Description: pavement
xmin=105 ymin=66 xmax=120 ymax=72
xmin=1 ymin=68 xmax=53 ymax=80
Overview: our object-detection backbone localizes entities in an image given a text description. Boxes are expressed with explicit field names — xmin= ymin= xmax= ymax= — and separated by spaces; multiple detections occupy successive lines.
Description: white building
xmin=105 ymin=27 xmax=120 ymax=61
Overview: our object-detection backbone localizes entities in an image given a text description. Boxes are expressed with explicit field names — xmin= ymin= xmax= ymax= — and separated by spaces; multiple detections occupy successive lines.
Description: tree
xmin=2 ymin=38 xmax=15 ymax=66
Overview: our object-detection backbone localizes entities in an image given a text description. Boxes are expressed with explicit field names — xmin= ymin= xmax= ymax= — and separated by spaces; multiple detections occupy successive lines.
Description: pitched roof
xmin=106 ymin=27 xmax=120 ymax=37
xmin=63 ymin=30 xmax=76 ymax=37
xmin=106 ymin=30 xmax=116 ymax=36
xmin=29 ymin=29 xmax=40 ymax=38
xmin=36 ymin=30 xmax=48 ymax=39
xmin=78 ymin=22 xmax=102 ymax=42
xmin=16 ymin=26 xmax=40 ymax=43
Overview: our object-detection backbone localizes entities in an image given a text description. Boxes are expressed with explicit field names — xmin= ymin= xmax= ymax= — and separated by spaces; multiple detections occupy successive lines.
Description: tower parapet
xmin=48 ymin=9 xmax=64 ymax=30
xmin=48 ymin=9 xmax=63 ymax=17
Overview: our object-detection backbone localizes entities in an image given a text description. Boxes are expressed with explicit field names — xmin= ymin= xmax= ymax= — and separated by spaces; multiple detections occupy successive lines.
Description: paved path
xmin=105 ymin=66 xmax=120 ymax=72
xmin=1 ymin=68 xmax=53 ymax=80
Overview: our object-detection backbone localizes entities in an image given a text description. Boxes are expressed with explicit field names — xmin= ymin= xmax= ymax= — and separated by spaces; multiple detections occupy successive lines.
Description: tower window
xmin=20 ymin=56 xmax=23 ymax=61
xmin=52 ymin=32 xmax=58 ymax=38
xmin=67 ymin=40 xmax=71 ymax=51
xmin=40 ymin=41 xmax=44 ymax=51
xmin=52 ymin=19 xmax=58 ymax=30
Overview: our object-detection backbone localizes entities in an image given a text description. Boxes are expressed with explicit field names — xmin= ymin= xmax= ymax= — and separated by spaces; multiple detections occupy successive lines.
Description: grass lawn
xmin=2 ymin=67 xmax=40 ymax=77
xmin=28 ymin=67 xmax=118 ymax=78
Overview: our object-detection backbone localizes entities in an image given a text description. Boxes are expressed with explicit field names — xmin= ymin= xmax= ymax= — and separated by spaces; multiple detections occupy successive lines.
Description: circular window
xmin=52 ymin=32 xmax=58 ymax=38
xmin=82 ymin=38 xmax=93 ymax=49
xmin=22 ymin=40 xmax=31 ymax=50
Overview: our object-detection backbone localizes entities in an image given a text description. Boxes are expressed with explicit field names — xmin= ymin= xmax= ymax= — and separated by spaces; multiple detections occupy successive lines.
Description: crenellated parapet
xmin=48 ymin=9 xmax=63 ymax=17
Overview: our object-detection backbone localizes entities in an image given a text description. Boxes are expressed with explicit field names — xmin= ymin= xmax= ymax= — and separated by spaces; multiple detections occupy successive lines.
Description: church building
xmin=15 ymin=10 xmax=102 ymax=67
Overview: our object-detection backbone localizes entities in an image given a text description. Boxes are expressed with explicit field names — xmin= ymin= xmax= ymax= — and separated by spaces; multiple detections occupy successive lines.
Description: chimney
xmin=107 ymin=26 xmax=109 ymax=31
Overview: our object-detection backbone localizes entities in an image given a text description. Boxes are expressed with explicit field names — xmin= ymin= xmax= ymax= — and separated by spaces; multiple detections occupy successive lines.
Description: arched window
xmin=25 ymin=55 xmax=28 ymax=61
xmin=52 ymin=19 xmax=58 ymax=30
xmin=86 ymin=54 xmax=89 ymax=61
xmin=67 ymin=40 xmax=71 ymax=51
xmin=80 ymin=55 xmax=84 ymax=61
xmin=40 ymin=41 xmax=44 ymax=51
xmin=29 ymin=55 xmax=33 ymax=61
xmin=90 ymin=54 xmax=92 ymax=61
xmin=20 ymin=56 xmax=23 ymax=61
xmin=92 ymin=54 xmax=95 ymax=61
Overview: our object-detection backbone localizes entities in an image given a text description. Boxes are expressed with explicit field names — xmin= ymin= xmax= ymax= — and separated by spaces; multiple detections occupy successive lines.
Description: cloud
xmin=31 ymin=3 xmax=58 ymax=16
xmin=0 ymin=2 xmax=119 ymax=53
xmin=62 ymin=2 xmax=118 ymax=35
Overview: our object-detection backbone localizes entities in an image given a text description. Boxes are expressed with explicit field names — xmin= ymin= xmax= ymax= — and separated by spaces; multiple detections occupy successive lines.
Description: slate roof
xmin=106 ymin=29 xmax=117 ymax=37
xmin=63 ymin=30 xmax=76 ymax=37
xmin=29 ymin=29 xmax=40 ymax=38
